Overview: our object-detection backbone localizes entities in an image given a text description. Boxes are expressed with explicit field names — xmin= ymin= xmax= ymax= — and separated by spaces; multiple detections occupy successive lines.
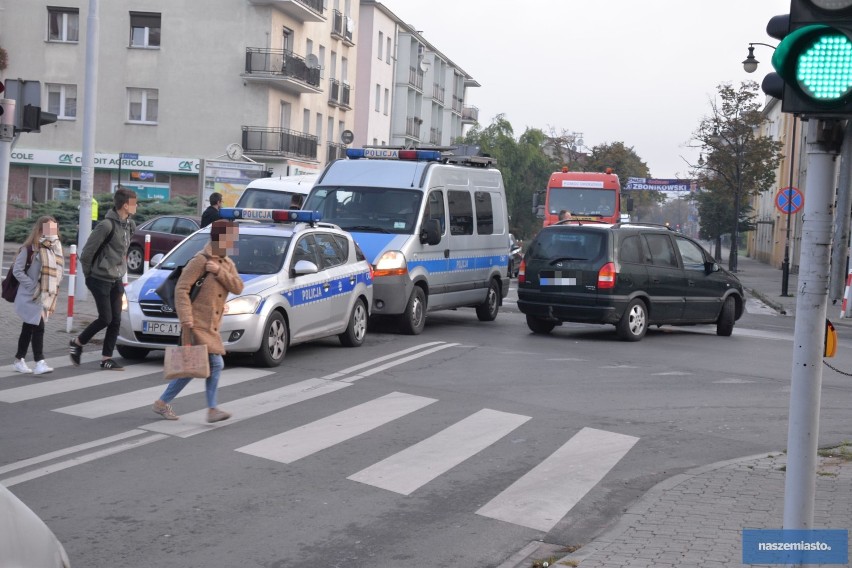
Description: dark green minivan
xmin=516 ymin=223 xmax=745 ymax=341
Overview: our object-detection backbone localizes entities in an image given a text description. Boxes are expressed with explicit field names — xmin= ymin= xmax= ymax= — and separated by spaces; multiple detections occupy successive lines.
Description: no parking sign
xmin=775 ymin=187 xmax=803 ymax=214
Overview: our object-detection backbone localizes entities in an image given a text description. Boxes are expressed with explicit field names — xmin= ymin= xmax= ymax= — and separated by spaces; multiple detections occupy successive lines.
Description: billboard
xmin=624 ymin=178 xmax=696 ymax=192
xmin=200 ymin=160 xmax=268 ymax=209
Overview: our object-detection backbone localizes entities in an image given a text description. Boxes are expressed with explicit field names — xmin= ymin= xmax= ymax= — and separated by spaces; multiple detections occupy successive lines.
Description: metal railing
xmin=331 ymin=10 xmax=354 ymax=43
xmin=408 ymin=66 xmax=424 ymax=91
xmin=462 ymin=105 xmax=479 ymax=122
xmin=328 ymin=78 xmax=351 ymax=107
xmin=432 ymin=84 xmax=445 ymax=104
xmin=405 ymin=117 xmax=421 ymax=139
xmin=429 ymin=127 xmax=442 ymax=145
xmin=327 ymin=142 xmax=346 ymax=162
xmin=297 ymin=0 xmax=325 ymax=16
xmin=242 ymin=126 xmax=318 ymax=160
xmin=245 ymin=47 xmax=321 ymax=88
xmin=451 ymin=95 xmax=463 ymax=113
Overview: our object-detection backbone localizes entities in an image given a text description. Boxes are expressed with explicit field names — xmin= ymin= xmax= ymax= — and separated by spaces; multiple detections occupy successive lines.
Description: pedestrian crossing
xmin=0 ymin=341 xmax=640 ymax=532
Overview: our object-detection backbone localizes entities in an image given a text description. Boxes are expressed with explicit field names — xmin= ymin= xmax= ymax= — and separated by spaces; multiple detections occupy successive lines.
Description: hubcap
xmin=267 ymin=319 xmax=286 ymax=359
xmin=411 ymin=296 xmax=423 ymax=328
xmin=128 ymin=250 xmax=141 ymax=270
xmin=629 ymin=305 xmax=646 ymax=335
xmin=353 ymin=303 xmax=367 ymax=341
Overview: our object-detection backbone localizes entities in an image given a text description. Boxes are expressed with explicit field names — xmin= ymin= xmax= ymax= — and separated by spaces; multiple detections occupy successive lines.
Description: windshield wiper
xmin=344 ymin=225 xmax=391 ymax=233
xmin=549 ymin=257 xmax=587 ymax=264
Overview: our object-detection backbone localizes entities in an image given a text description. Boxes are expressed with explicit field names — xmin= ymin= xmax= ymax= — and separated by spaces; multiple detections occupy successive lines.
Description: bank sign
xmin=10 ymin=149 xmax=200 ymax=174
xmin=624 ymin=178 xmax=696 ymax=192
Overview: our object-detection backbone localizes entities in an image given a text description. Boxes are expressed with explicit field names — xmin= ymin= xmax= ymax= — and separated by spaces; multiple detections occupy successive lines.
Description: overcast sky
xmin=379 ymin=0 xmax=790 ymax=179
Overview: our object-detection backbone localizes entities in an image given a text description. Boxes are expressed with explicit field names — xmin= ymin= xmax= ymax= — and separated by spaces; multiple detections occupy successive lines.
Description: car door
xmin=313 ymin=232 xmax=353 ymax=332
xmin=171 ymin=217 xmax=198 ymax=250
xmin=642 ymin=233 xmax=685 ymax=322
xmin=286 ymin=234 xmax=332 ymax=341
xmin=146 ymin=216 xmax=177 ymax=256
xmin=674 ymin=235 xmax=724 ymax=322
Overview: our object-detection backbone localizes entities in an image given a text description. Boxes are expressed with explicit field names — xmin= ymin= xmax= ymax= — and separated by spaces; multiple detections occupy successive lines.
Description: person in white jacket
xmin=12 ymin=216 xmax=64 ymax=375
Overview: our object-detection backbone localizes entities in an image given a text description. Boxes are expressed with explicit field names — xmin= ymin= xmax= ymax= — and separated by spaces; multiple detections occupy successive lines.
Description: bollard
xmin=841 ymin=269 xmax=852 ymax=319
xmin=66 ymin=245 xmax=76 ymax=333
xmin=143 ymin=233 xmax=151 ymax=273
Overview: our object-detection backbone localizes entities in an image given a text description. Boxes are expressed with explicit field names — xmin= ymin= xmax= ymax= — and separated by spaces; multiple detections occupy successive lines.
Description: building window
xmin=47 ymin=84 xmax=77 ymax=119
xmin=372 ymin=138 xmax=378 ymax=146
xmin=384 ymin=88 xmax=389 ymax=115
xmin=303 ymin=109 xmax=311 ymax=133
xmin=316 ymin=113 xmax=323 ymax=144
xmin=48 ymin=7 xmax=79 ymax=42
xmin=378 ymin=31 xmax=383 ymax=59
xmin=282 ymin=27 xmax=293 ymax=52
xmin=327 ymin=117 xmax=334 ymax=146
xmin=375 ymin=84 xmax=381 ymax=112
xmin=127 ymin=88 xmax=158 ymax=123
xmin=130 ymin=12 xmax=161 ymax=48
xmin=386 ymin=36 xmax=392 ymax=63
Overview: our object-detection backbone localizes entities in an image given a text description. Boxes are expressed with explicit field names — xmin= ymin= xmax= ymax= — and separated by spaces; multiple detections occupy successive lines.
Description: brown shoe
xmin=207 ymin=408 xmax=231 ymax=423
xmin=152 ymin=401 xmax=179 ymax=420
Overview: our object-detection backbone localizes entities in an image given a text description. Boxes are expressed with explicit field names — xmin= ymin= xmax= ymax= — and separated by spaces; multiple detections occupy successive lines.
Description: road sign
xmin=775 ymin=187 xmax=803 ymax=215
xmin=120 ymin=153 xmax=139 ymax=160
xmin=340 ymin=129 xmax=354 ymax=145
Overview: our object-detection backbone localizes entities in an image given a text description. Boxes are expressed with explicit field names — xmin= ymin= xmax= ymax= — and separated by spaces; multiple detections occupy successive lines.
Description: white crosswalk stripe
xmin=236 ymin=392 xmax=437 ymax=464
xmin=0 ymin=362 xmax=163 ymax=403
xmin=348 ymin=408 xmax=531 ymax=495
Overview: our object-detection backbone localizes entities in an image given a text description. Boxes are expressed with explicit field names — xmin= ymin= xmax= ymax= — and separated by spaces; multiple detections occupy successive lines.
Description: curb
xmin=746 ymin=286 xmax=791 ymax=316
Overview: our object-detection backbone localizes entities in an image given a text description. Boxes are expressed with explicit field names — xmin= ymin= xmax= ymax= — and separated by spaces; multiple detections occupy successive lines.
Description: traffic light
xmin=0 ymin=82 xmax=5 ymax=119
xmin=764 ymin=1 xmax=852 ymax=115
xmin=20 ymin=104 xmax=57 ymax=133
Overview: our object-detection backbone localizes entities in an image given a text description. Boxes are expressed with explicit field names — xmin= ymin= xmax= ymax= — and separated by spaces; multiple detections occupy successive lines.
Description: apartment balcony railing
xmin=451 ymin=95 xmax=463 ymax=113
xmin=408 ymin=66 xmax=424 ymax=92
xmin=405 ymin=117 xmax=422 ymax=139
xmin=432 ymin=84 xmax=445 ymax=104
xmin=331 ymin=9 xmax=355 ymax=45
xmin=429 ymin=127 xmax=443 ymax=145
xmin=244 ymin=47 xmax=322 ymax=94
xmin=242 ymin=126 xmax=318 ymax=160
xmin=461 ymin=105 xmax=479 ymax=124
xmin=248 ymin=0 xmax=325 ymax=22
xmin=327 ymin=142 xmax=346 ymax=163
xmin=328 ymin=78 xmax=351 ymax=109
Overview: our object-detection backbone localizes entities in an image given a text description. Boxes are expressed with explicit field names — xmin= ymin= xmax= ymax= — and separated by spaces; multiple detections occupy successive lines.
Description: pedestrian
xmin=12 ymin=216 xmax=64 ymax=375
xmin=90 ymin=197 xmax=99 ymax=230
xmin=201 ymin=192 xmax=223 ymax=228
xmin=558 ymin=209 xmax=572 ymax=222
xmin=152 ymin=219 xmax=244 ymax=423
xmin=289 ymin=194 xmax=303 ymax=210
xmin=70 ymin=187 xmax=138 ymax=370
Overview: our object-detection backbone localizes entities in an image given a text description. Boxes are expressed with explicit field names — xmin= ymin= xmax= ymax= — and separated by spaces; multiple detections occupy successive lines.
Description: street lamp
xmin=742 ymin=42 xmax=777 ymax=73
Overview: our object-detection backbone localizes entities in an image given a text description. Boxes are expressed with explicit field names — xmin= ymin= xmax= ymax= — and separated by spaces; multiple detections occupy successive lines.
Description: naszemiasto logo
xmin=179 ymin=161 xmax=193 ymax=171
xmin=59 ymin=154 xmax=73 ymax=164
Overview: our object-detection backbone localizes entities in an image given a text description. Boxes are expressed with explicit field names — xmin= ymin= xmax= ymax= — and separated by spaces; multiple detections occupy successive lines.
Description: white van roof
xmin=244 ymin=173 xmax=318 ymax=193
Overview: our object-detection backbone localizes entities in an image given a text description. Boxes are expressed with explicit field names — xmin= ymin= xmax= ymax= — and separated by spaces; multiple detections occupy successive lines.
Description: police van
xmin=304 ymin=147 xmax=510 ymax=334
xmin=117 ymin=209 xmax=373 ymax=367
xmin=235 ymin=173 xmax=318 ymax=210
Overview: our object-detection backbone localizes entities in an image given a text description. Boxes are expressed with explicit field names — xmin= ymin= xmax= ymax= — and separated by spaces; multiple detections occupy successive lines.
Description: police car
xmin=116 ymin=209 xmax=373 ymax=367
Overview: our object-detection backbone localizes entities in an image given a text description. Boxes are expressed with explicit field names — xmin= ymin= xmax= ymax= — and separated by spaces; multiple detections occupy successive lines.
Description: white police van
xmin=235 ymin=173 xmax=318 ymax=210
xmin=304 ymin=148 xmax=510 ymax=334
xmin=116 ymin=209 xmax=373 ymax=367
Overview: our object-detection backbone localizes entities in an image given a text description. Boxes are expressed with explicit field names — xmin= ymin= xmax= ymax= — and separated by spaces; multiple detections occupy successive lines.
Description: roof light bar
xmin=346 ymin=148 xmax=441 ymax=161
xmin=219 ymin=208 xmax=322 ymax=223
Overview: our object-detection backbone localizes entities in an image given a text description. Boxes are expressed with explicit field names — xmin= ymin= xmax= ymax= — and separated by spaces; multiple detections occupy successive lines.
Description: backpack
xmin=2 ymin=247 xmax=36 ymax=303
xmin=155 ymin=256 xmax=208 ymax=311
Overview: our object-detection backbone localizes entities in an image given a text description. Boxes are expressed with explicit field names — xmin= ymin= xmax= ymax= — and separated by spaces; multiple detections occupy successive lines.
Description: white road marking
xmin=341 ymin=343 xmax=460 ymax=382
xmin=653 ymin=371 xmax=695 ymax=376
xmin=0 ymin=352 xmax=102 ymax=379
xmin=0 ymin=363 xmax=163 ymax=403
xmin=53 ymin=367 xmax=275 ymax=418
xmin=236 ymin=392 xmax=437 ymax=464
xmin=476 ymin=427 xmax=639 ymax=532
xmin=322 ymin=341 xmax=448 ymax=380
xmin=348 ymin=409 xmax=531 ymax=495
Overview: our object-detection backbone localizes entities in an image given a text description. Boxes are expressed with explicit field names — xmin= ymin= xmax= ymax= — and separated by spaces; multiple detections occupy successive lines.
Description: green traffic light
xmin=796 ymin=34 xmax=852 ymax=100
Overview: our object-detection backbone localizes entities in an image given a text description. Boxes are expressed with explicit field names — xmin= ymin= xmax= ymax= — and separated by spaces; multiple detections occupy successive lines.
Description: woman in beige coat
xmin=152 ymin=220 xmax=244 ymax=422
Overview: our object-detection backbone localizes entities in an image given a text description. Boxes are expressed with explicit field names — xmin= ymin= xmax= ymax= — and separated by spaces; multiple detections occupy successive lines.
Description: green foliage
xmin=584 ymin=141 xmax=664 ymax=219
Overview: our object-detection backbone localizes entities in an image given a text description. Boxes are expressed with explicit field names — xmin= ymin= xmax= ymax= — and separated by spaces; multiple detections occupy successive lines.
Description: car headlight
xmin=374 ymin=251 xmax=407 ymax=277
xmin=224 ymin=295 xmax=262 ymax=315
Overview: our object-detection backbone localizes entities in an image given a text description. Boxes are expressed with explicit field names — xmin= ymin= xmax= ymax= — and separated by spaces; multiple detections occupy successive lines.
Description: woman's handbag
xmin=163 ymin=330 xmax=210 ymax=380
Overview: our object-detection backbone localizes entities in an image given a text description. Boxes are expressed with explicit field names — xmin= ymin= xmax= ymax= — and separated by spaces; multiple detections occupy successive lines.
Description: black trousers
xmin=16 ymin=319 xmax=45 ymax=361
xmin=79 ymin=276 xmax=124 ymax=357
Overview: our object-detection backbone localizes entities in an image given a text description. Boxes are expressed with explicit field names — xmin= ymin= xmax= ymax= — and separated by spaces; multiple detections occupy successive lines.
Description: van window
xmin=619 ymin=235 xmax=643 ymax=264
xmin=448 ymin=190 xmax=473 ymax=235
xmin=644 ymin=234 xmax=678 ymax=268
xmin=238 ymin=188 xmax=299 ymax=209
xmin=474 ymin=191 xmax=493 ymax=235
xmin=304 ymin=186 xmax=421 ymax=234
xmin=424 ymin=191 xmax=446 ymax=234
xmin=528 ymin=230 xmax=605 ymax=261
xmin=674 ymin=236 xmax=706 ymax=271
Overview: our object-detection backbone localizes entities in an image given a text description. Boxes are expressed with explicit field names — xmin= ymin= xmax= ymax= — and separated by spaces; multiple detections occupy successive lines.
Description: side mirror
xmin=626 ymin=197 xmax=634 ymax=212
xmin=420 ymin=219 xmax=441 ymax=246
xmin=704 ymin=261 xmax=720 ymax=274
xmin=293 ymin=259 xmax=319 ymax=276
xmin=150 ymin=253 xmax=164 ymax=268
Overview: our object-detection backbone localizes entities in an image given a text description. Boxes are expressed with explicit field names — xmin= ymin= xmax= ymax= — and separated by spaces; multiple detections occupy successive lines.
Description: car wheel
xmin=399 ymin=286 xmax=426 ymax=335
xmin=475 ymin=279 xmax=500 ymax=321
xmin=616 ymin=298 xmax=648 ymax=341
xmin=526 ymin=314 xmax=555 ymax=334
xmin=339 ymin=298 xmax=368 ymax=347
xmin=116 ymin=345 xmax=150 ymax=360
xmin=127 ymin=245 xmax=144 ymax=274
xmin=253 ymin=311 xmax=288 ymax=367
xmin=716 ymin=296 xmax=736 ymax=337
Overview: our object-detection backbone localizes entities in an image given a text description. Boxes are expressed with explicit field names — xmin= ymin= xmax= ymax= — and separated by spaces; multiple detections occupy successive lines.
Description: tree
xmin=689 ymin=81 xmax=783 ymax=271
xmin=584 ymin=141 xmax=663 ymax=219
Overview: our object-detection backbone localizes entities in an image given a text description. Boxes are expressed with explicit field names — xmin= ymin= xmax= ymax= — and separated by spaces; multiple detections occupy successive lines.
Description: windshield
xmin=158 ymin=233 xmax=291 ymax=275
xmin=305 ymin=186 xmax=422 ymax=234
xmin=237 ymin=188 xmax=301 ymax=210
xmin=548 ymin=188 xmax=616 ymax=217
xmin=528 ymin=230 xmax=606 ymax=262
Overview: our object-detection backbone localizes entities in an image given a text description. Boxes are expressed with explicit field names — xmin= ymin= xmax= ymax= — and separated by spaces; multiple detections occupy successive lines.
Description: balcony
xmin=244 ymin=48 xmax=322 ymax=94
xmin=327 ymin=142 xmax=346 ymax=163
xmin=431 ymin=84 xmax=445 ymax=104
xmin=408 ymin=66 xmax=424 ymax=92
xmin=461 ymin=105 xmax=479 ymax=124
xmin=405 ymin=117 xmax=422 ymax=139
xmin=331 ymin=10 xmax=355 ymax=46
xmin=451 ymin=95 xmax=463 ymax=114
xmin=242 ymin=126 xmax=318 ymax=161
xmin=328 ymin=79 xmax=351 ymax=109
xmin=248 ymin=0 xmax=325 ymax=22
xmin=429 ymin=127 xmax=443 ymax=145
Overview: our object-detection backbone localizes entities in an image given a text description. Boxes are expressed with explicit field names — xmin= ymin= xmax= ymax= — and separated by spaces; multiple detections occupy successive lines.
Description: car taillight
xmin=598 ymin=262 xmax=616 ymax=289
xmin=518 ymin=258 xmax=526 ymax=284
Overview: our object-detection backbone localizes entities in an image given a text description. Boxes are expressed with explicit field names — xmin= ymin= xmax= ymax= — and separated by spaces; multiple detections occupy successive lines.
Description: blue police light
xmin=219 ymin=208 xmax=322 ymax=223
xmin=345 ymin=148 xmax=441 ymax=161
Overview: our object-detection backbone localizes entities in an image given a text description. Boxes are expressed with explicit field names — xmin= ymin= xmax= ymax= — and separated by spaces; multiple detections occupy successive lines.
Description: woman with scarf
xmin=12 ymin=216 xmax=64 ymax=375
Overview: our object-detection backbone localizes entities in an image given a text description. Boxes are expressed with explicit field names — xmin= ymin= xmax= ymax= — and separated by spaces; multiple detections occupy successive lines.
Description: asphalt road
xmin=1 ymin=299 xmax=851 ymax=567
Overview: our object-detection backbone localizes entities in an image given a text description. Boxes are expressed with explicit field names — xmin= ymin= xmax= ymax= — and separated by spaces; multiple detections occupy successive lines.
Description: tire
xmin=616 ymin=298 xmax=648 ymax=341
xmin=399 ymin=286 xmax=426 ymax=335
xmin=339 ymin=298 xmax=368 ymax=347
xmin=526 ymin=314 xmax=555 ymax=335
xmin=127 ymin=245 xmax=144 ymax=274
xmin=116 ymin=345 xmax=150 ymax=360
xmin=253 ymin=311 xmax=288 ymax=367
xmin=716 ymin=296 xmax=736 ymax=337
xmin=476 ymin=279 xmax=500 ymax=322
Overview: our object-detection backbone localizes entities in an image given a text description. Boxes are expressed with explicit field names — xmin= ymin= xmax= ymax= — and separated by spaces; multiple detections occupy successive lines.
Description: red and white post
xmin=143 ymin=233 xmax=151 ymax=273
xmin=840 ymin=269 xmax=852 ymax=319
xmin=66 ymin=244 xmax=76 ymax=333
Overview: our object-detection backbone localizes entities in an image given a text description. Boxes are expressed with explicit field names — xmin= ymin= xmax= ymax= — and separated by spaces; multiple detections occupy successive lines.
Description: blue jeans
xmin=159 ymin=354 xmax=224 ymax=408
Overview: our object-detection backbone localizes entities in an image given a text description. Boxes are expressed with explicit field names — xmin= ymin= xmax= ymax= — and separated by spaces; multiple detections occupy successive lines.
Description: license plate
xmin=142 ymin=321 xmax=181 ymax=335
xmin=540 ymin=271 xmax=578 ymax=286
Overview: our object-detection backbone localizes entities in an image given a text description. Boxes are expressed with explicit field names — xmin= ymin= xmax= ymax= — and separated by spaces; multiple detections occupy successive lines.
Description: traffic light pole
xmin=0 ymin=98 xmax=15 ymax=276
xmin=781 ymin=116 xmax=798 ymax=297
xmin=783 ymin=119 xmax=838 ymax=531
xmin=829 ymin=125 xmax=852 ymax=305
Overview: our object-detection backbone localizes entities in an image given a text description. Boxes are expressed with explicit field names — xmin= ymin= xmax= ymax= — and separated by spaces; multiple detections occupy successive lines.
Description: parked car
xmin=127 ymin=215 xmax=201 ymax=273
xmin=117 ymin=208 xmax=373 ymax=367
xmin=517 ymin=222 xmax=745 ymax=341
xmin=0 ymin=483 xmax=71 ymax=567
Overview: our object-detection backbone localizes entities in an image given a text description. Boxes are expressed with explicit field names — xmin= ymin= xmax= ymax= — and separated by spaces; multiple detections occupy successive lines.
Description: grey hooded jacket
xmin=80 ymin=208 xmax=136 ymax=282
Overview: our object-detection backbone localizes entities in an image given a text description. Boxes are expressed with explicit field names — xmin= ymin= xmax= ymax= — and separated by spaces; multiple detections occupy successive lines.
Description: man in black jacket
xmin=201 ymin=193 xmax=223 ymax=228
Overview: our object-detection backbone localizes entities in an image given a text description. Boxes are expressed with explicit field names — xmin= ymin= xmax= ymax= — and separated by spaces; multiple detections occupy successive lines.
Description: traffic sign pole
xmin=783 ymin=117 xmax=797 ymax=297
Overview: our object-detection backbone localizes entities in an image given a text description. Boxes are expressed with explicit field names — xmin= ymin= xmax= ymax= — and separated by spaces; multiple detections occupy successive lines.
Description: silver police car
xmin=117 ymin=209 xmax=373 ymax=367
